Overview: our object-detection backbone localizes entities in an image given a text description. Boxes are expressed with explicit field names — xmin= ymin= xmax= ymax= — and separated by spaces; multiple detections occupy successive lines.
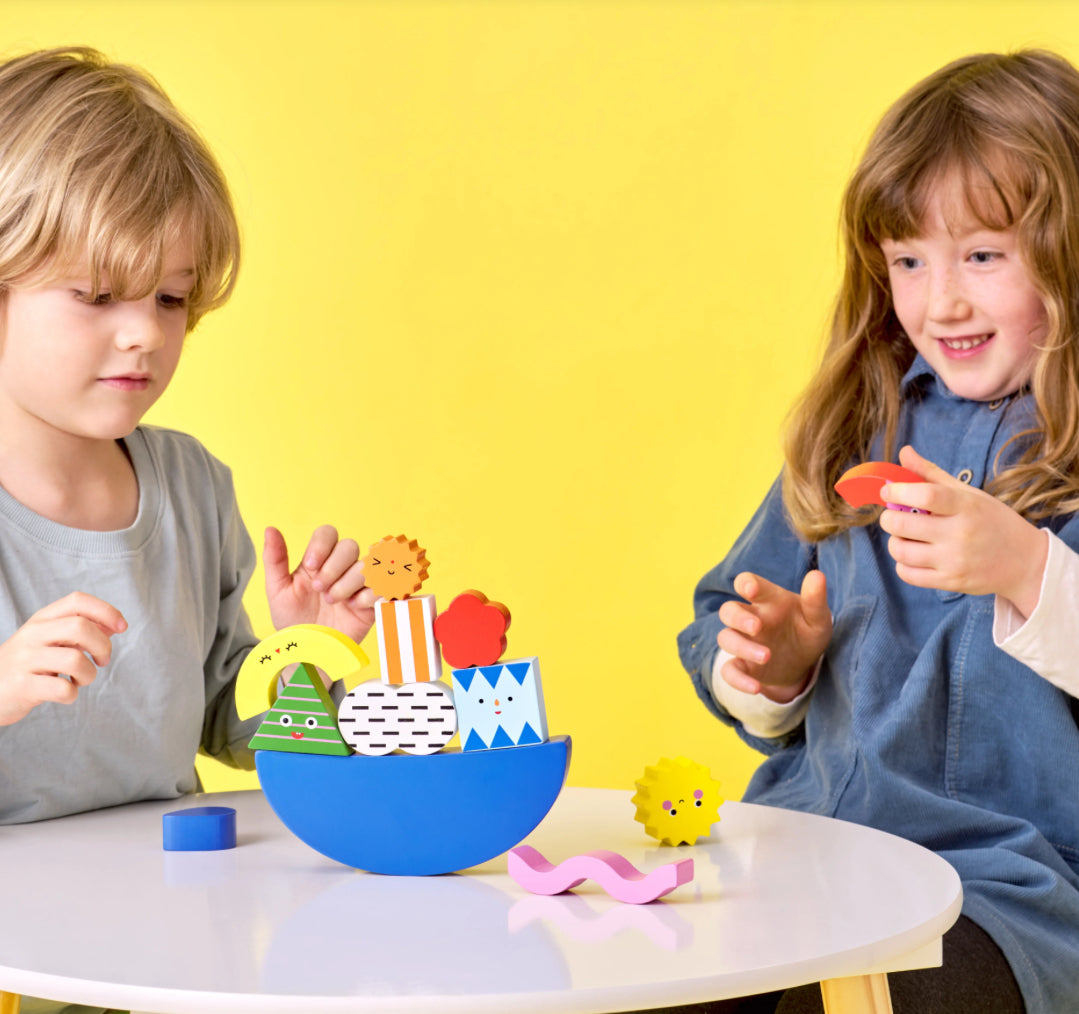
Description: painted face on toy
xmin=655 ymin=784 xmax=714 ymax=843
xmin=247 ymin=661 xmax=353 ymax=756
xmin=258 ymin=640 xmax=299 ymax=665
xmin=632 ymin=756 xmax=723 ymax=846
xmin=362 ymin=535 xmax=429 ymax=600
xmin=278 ymin=713 xmax=321 ymax=739
xmin=452 ymin=659 xmax=548 ymax=752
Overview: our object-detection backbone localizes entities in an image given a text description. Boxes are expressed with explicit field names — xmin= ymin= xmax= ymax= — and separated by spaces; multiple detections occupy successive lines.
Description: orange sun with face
xmin=362 ymin=534 xmax=429 ymax=600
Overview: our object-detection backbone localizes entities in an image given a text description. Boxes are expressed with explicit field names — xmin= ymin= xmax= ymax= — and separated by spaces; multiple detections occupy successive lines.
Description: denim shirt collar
xmin=900 ymin=352 xmax=957 ymax=400
xmin=899 ymin=352 xmax=1030 ymax=413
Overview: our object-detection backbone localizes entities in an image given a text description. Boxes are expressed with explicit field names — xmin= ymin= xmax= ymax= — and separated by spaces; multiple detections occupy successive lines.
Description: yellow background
xmin=4 ymin=2 xmax=1077 ymax=796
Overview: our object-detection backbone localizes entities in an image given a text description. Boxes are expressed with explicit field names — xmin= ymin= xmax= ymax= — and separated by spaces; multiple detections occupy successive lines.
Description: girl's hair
xmin=0 ymin=46 xmax=239 ymax=329
xmin=783 ymin=50 xmax=1079 ymax=541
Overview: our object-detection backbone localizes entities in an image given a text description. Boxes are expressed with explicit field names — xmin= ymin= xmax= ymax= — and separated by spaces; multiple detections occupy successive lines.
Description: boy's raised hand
xmin=263 ymin=526 xmax=377 ymax=643
xmin=879 ymin=445 xmax=1048 ymax=618
xmin=0 ymin=592 xmax=127 ymax=726
xmin=717 ymin=569 xmax=832 ymax=702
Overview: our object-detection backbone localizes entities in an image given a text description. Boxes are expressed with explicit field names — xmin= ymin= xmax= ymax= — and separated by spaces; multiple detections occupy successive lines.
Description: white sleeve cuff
xmin=994 ymin=529 xmax=1079 ymax=697
xmin=709 ymin=649 xmax=819 ymax=739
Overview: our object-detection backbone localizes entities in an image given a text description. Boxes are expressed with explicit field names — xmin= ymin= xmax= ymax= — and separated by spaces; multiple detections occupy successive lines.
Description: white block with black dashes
xmin=337 ymin=678 xmax=458 ymax=756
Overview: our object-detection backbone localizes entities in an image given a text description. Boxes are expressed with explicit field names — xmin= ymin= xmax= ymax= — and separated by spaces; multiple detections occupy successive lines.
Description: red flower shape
xmin=433 ymin=590 xmax=512 ymax=668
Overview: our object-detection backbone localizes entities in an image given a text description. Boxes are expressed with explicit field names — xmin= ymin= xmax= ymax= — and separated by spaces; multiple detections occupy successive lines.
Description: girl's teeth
xmin=943 ymin=335 xmax=989 ymax=350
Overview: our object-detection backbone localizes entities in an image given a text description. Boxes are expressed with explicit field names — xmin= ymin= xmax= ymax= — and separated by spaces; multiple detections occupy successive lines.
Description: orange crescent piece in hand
xmin=834 ymin=462 xmax=926 ymax=508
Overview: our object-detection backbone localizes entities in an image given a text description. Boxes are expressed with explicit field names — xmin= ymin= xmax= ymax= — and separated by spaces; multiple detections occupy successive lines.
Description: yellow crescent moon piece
xmin=238 ymin=624 xmax=370 ymax=706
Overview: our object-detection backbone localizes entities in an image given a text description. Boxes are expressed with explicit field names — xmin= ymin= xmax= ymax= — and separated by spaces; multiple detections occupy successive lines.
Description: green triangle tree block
xmin=249 ymin=662 xmax=352 ymax=755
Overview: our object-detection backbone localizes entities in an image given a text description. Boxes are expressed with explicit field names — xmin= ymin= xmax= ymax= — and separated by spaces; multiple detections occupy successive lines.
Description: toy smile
xmin=291 ymin=730 xmax=304 ymax=739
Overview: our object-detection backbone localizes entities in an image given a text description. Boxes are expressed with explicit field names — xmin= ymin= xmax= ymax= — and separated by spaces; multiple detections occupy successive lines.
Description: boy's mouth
xmin=99 ymin=374 xmax=151 ymax=391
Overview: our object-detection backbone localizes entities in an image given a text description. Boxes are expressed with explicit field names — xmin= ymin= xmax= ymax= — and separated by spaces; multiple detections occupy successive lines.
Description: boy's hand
xmin=0 ymin=592 xmax=127 ymax=726
xmin=717 ymin=569 xmax=831 ymax=702
xmin=879 ymin=445 xmax=1048 ymax=618
xmin=263 ymin=526 xmax=377 ymax=643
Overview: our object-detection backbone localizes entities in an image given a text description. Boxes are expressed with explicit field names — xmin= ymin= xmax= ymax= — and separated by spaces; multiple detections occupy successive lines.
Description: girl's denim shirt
xmin=678 ymin=356 xmax=1079 ymax=1014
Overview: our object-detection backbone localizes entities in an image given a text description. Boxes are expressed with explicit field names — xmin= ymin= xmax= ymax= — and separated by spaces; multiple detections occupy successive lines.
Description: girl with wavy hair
xmin=679 ymin=51 xmax=1079 ymax=1014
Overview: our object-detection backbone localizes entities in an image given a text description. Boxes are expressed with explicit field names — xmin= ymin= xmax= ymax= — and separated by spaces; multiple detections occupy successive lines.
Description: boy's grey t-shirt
xmin=0 ymin=425 xmax=262 ymax=824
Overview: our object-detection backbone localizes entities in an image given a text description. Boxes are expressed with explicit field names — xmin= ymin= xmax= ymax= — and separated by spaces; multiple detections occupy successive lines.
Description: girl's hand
xmin=716 ymin=569 xmax=832 ymax=702
xmin=879 ymin=445 xmax=1048 ymax=618
xmin=0 ymin=592 xmax=127 ymax=726
xmin=263 ymin=526 xmax=377 ymax=643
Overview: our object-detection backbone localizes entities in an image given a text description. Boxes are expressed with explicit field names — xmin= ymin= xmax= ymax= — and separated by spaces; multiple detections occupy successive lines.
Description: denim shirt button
xmin=988 ymin=398 xmax=1005 ymax=410
xmin=957 ymin=468 xmax=974 ymax=483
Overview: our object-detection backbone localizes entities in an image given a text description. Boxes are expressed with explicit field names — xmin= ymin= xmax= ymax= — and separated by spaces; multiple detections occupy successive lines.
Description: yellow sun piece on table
xmin=632 ymin=756 xmax=723 ymax=846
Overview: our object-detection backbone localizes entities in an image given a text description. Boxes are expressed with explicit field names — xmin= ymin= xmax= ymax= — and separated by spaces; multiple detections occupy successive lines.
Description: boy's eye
xmin=74 ymin=290 xmax=113 ymax=305
xmin=157 ymin=293 xmax=189 ymax=309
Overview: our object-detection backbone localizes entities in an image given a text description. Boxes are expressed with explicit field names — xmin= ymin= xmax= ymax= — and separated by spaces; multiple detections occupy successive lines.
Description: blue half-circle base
xmin=256 ymin=735 xmax=572 ymax=875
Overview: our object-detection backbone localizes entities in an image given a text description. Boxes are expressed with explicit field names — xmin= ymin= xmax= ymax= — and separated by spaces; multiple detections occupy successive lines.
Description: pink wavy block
xmin=508 ymin=845 xmax=694 ymax=905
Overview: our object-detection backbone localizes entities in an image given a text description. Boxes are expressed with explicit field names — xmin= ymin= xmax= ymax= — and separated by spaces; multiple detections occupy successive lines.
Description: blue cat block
xmin=256 ymin=735 xmax=571 ymax=875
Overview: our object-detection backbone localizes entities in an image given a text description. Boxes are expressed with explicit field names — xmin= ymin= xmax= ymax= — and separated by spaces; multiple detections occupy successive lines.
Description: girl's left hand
xmin=263 ymin=525 xmax=377 ymax=643
xmin=879 ymin=445 xmax=1048 ymax=618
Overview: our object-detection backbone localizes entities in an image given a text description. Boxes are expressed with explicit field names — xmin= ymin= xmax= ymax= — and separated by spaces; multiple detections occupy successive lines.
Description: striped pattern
xmin=249 ymin=662 xmax=351 ymax=755
xmin=337 ymin=679 xmax=458 ymax=756
xmin=375 ymin=595 xmax=442 ymax=685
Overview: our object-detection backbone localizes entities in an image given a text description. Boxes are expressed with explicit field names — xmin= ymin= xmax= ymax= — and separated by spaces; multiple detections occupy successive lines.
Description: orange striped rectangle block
xmin=374 ymin=595 xmax=442 ymax=685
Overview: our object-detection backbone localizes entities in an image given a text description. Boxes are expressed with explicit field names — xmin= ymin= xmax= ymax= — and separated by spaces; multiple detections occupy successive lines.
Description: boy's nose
xmin=114 ymin=301 xmax=166 ymax=351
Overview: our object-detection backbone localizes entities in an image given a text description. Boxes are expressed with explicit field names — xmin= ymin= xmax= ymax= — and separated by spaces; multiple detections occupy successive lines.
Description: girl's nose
xmin=927 ymin=267 xmax=971 ymax=321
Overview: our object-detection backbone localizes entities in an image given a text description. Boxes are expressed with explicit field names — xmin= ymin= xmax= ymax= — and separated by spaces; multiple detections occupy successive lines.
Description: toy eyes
xmin=662 ymin=792 xmax=703 ymax=815
xmin=278 ymin=714 xmax=318 ymax=729
xmin=286 ymin=642 xmax=298 ymax=651
xmin=259 ymin=654 xmax=272 ymax=664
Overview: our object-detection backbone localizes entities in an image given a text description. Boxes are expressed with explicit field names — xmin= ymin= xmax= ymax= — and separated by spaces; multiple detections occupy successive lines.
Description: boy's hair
xmin=783 ymin=50 xmax=1079 ymax=541
xmin=0 ymin=46 xmax=239 ymax=330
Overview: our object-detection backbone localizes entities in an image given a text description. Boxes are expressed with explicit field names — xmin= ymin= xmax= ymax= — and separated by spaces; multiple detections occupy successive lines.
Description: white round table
xmin=0 ymin=787 xmax=961 ymax=1014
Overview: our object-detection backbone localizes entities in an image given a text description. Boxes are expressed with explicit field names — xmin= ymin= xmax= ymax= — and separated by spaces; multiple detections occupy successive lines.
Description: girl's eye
xmin=969 ymin=250 xmax=999 ymax=264
xmin=893 ymin=256 xmax=920 ymax=271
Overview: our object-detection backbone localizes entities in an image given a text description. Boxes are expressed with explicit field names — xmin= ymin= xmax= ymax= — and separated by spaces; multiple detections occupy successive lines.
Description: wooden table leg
xmin=820 ymin=973 xmax=894 ymax=1014
xmin=0 ymin=991 xmax=20 ymax=1014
